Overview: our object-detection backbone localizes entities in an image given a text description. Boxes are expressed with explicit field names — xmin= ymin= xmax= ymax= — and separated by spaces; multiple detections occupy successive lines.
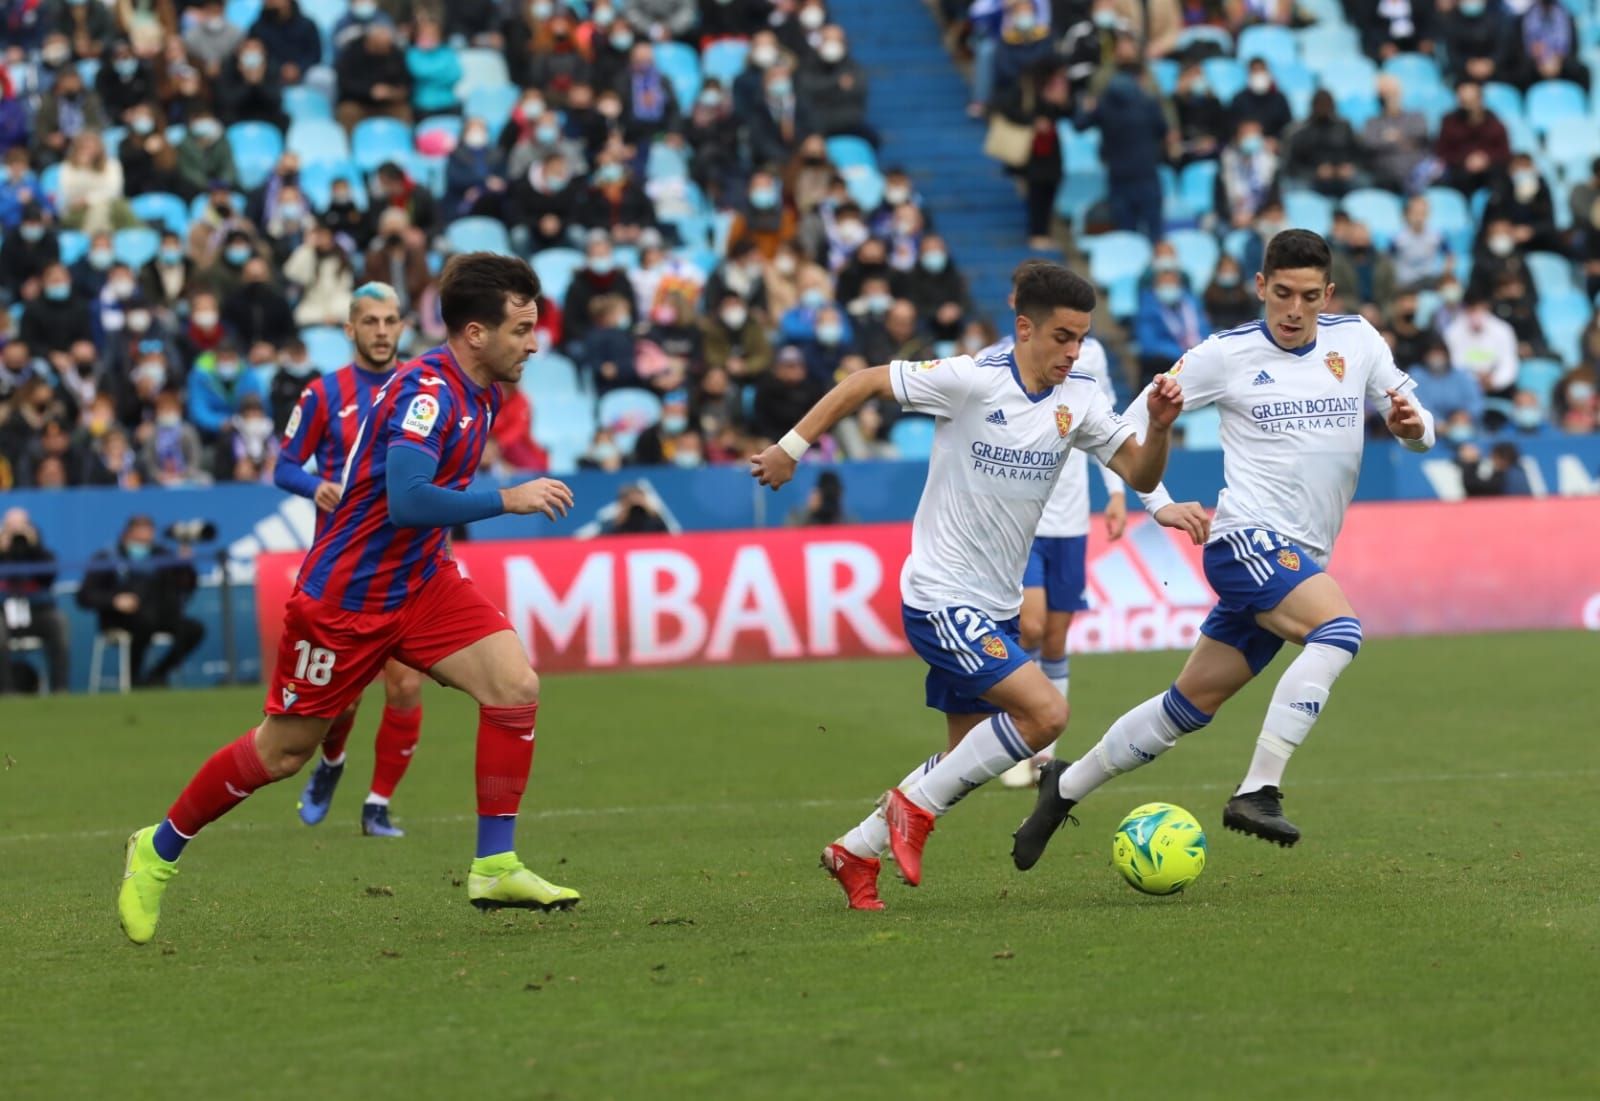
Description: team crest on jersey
xmin=284 ymin=404 xmax=302 ymax=439
xmin=1277 ymin=549 xmax=1302 ymax=571
xmin=1055 ymin=405 xmax=1073 ymax=437
xmin=402 ymin=394 xmax=440 ymax=437
xmin=980 ymin=635 xmax=1008 ymax=660
xmin=1324 ymin=351 xmax=1346 ymax=382
xmin=282 ymin=684 xmax=298 ymax=710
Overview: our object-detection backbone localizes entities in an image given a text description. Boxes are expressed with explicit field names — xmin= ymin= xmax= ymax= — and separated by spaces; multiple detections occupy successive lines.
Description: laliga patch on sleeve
xmin=402 ymin=393 xmax=440 ymax=437
xmin=283 ymin=403 xmax=303 ymax=439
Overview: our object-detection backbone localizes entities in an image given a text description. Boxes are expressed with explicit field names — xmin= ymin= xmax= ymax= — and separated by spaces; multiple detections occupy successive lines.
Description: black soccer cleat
xmin=1011 ymin=759 xmax=1079 ymax=871
xmin=1222 ymin=786 xmax=1301 ymax=847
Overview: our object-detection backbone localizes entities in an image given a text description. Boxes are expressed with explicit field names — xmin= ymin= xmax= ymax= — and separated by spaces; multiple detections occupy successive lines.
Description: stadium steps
xmin=833 ymin=0 xmax=1034 ymax=322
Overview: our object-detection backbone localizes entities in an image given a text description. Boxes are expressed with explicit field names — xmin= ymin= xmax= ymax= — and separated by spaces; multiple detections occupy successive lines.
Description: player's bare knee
xmin=1018 ymin=617 xmax=1044 ymax=653
xmin=386 ymin=671 xmax=423 ymax=709
xmin=485 ymin=666 xmax=540 ymax=709
xmin=1015 ymin=696 xmax=1070 ymax=749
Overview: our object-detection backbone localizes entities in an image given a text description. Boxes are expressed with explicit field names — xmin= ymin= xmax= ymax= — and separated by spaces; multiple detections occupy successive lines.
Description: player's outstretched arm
xmin=750 ymin=365 xmax=897 ymax=490
xmin=1105 ymin=374 xmax=1183 ymax=493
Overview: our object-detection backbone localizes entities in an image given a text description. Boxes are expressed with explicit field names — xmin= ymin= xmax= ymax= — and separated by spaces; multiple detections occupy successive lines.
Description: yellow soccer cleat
xmin=467 ymin=854 xmax=580 ymax=912
xmin=118 ymin=826 xmax=178 ymax=945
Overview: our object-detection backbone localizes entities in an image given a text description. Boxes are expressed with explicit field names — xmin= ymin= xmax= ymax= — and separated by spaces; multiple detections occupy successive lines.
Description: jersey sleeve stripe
xmin=889 ymin=360 xmax=911 ymax=406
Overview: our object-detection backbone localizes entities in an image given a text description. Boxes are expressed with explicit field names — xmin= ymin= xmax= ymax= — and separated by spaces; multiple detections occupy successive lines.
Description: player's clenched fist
xmin=750 ymin=445 xmax=797 ymax=490
xmin=500 ymin=478 xmax=574 ymax=521
xmin=1154 ymin=501 xmax=1210 ymax=545
xmin=1385 ymin=388 xmax=1425 ymax=440
xmin=313 ymin=481 xmax=343 ymax=513
xmin=1145 ymin=373 xmax=1185 ymax=429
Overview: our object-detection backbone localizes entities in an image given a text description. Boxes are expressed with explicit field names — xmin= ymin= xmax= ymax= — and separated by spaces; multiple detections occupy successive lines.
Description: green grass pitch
xmin=2 ymin=631 xmax=1596 ymax=1100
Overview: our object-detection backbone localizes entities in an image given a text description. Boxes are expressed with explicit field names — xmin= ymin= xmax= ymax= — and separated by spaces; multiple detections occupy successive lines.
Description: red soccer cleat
xmin=884 ymin=788 xmax=936 ymax=887
xmin=821 ymin=844 xmax=886 ymax=911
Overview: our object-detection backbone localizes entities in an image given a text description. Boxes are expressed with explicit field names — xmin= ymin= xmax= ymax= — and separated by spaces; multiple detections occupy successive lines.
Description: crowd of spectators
xmin=0 ymin=0 xmax=984 ymax=488
xmin=956 ymin=0 xmax=1600 ymax=441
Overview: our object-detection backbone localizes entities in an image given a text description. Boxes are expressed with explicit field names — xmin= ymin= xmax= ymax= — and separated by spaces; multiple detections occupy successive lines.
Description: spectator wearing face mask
xmin=728 ymin=169 xmax=799 ymax=260
xmin=702 ymin=290 xmax=774 ymax=387
xmin=1134 ymin=262 xmax=1209 ymax=386
xmin=21 ymin=263 xmax=91 ymax=364
xmin=336 ymin=22 xmax=414 ymax=130
xmin=284 ymin=226 xmax=355 ymax=327
xmin=184 ymin=0 xmax=245 ymax=77
xmin=95 ymin=263 xmax=140 ymax=346
xmin=575 ymin=151 xmax=656 ymax=240
xmin=139 ymin=233 xmax=194 ymax=314
xmin=1554 ymin=368 xmax=1599 ymax=433
xmin=1442 ymin=0 xmax=1512 ymax=86
xmin=1172 ymin=62 xmax=1228 ymax=167
xmin=118 ymin=106 xmax=187 ymax=198
xmin=907 ymin=234 xmax=972 ymax=332
xmin=513 ymin=7 xmax=590 ymax=93
xmin=1201 ymin=255 xmax=1256 ymax=332
xmin=96 ymin=40 xmax=153 ymax=121
xmin=799 ymin=25 xmax=876 ymax=144
xmin=187 ymin=341 xmax=269 ymax=442
xmin=30 ymin=66 xmax=107 ymax=168
xmin=1483 ymin=155 xmax=1560 ymax=254
xmin=214 ymin=393 xmax=280 ymax=483
xmin=619 ymin=42 xmax=681 ymax=146
xmin=564 ymin=236 xmax=639 ymax=352
xmin=1216 ymin=120 xmax=1281 ymax=231
xmin=250 ymin=0 xmax=324 ymax=87
xmin=1284 ymin=91 xmax=1363 ymax=199
xmin=176 ymin=114 xmax=239 ymax=199
xmin=78 ymin=514 xmax=204 ymax=688
xmin=215 ymin=36 xmax=289 ymax=131
xmin=733 ymin=30 xmax=784 ymax=121
xmin=141 ymin=387 xmax=205 ymax=486
xmin=577 ymin=294 xmax=642 ymax=393
xmin=60 ymin=131 xmax=135 ymax=234
xmin=446 ymin=118 xmax=511 ymax=220
xmin=1489 ymin=271 xmax=1550 ymax=359
xmin=0 ymin=150 xmax=52 ymax=234
xmin=513 ymin=152 xmax=581 ymax=252
xmin=750 ymin=345 xmax=827 ymax=443
xmin=686 ymin=80 xmax=743 ymax=204
xmin=631 ymin=389 xmax=698 ymax=466
xmin=224 ymin=257 xmax=297 ymax=347
xmin=198 ymin=229 xmax=261 ymax=301
xmin=110 ymin=346 xmax=173 ymax=430
xmin=333 ymin=0 xmax=395 ymax=53
xmin=579 ymin=428 xmax=627 ymax=474
xmin=1471 ymin=215 xmax=1535 ymax=293
xmin=70 ymin=231 xmax=117 ymax=301
xmin=762 ymin=242 xmax=825 ymax=320
xmin=1409 ymin=338 xmax=1484 ymax=429
xmin=1390 ymin=195 xmax=1450 ymax=291
xmin=269 ymin=339 xmax=319 ymax=432
xmin=1443 ymin=288 xmax=1520 ymax=411
xmin=700 ymin=0 xmax=767 ymax=40
xmin=0 ymin=205 xmax=60 ymax=298
xmin=747 ymin=60 xmax=817 ymax=169
xmin=0 ymin=507 xmax=69 ymax=694
xmin=1229 ymin=58 xmax=1292 ymax=140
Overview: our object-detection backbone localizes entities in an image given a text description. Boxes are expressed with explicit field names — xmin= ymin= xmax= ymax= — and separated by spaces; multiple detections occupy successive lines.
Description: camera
xmin=165 ymin=519 xmax=218 ymax=544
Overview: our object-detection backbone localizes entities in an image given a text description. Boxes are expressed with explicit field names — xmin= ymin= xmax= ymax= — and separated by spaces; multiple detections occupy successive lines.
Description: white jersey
xmin=977 ymin=336 xmax=1126 ymax=538
xmin=1124 ymin=314 xmax=1435 ymax=564
xmin=891 ymin=349 xmax=1137 ymax=620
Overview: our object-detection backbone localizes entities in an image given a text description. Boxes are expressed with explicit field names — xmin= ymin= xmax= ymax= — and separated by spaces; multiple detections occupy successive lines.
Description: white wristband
xmin=778 ymin=430 xmax=811 ymax=462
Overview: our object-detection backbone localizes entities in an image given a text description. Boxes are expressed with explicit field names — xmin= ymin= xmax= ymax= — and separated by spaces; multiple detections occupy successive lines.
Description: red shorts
xmin=265 ymin=563 xmax=511 ymax=719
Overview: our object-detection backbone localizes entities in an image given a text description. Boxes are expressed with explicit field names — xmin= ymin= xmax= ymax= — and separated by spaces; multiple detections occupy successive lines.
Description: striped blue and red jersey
xmin=297 ymin=345 xmax=501 ymax=613
xmin=279 ymin=363 xmax=393 ymax=537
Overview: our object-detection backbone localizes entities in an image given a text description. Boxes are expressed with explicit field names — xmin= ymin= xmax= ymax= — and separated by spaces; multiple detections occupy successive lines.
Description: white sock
xmin=907 ymin=715 xmax=1031 ymax=814
xmin=1058 ymin=686 xmax=1212 ymax=802
xmin=365 ymin=793 xmax=390 ymax=807
xmin=839 ymin=752 xmax=942 ymax=858
xmin=322 ymin=752 xmax=346 ymax=767
xmin=1235 ymin=636 xmax=1357 ymax=795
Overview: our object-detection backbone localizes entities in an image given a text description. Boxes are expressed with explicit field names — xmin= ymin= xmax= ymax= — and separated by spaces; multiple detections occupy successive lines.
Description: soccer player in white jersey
xmin=981 ymin=265 xmax=1211 ymax=789
xmin=750 ymin=263 xmax=1185 ymax=910
xmin=1012 ymin=230 xmax=1435 ymax=869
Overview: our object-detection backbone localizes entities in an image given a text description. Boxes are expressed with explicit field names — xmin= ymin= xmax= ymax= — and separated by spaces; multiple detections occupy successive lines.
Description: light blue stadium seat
xmin=654 ymin=41 xmax=701 ymax=108
xmin=1526 ymin=251 xmax=1577 ymax=299
xmin=102 ymin=126 xmax=127 ymax=153
xmin=1202 ymin=57 xmax=1246 ymax=104
xmin=228 ymin=121 xmax=285 ymax=189
xmin=1107 ymin=274 xmax=1140 ymax=318
xmin=1382 ymin=52 xmax=1441 ymax=89
xmin=464 ymin=85 xmax=520 ymax=140
xmin=1335 ymin=90 xmax=1380 ymax=129
xmin=1159 ymin=164 xmax=1181 ymax=223
xmin=128 ymin=192 xmax=189 ymax=235
xmin=1297 ymin=0 xmax=1348 ymax=22
xmin=1179 ymin=159 xmax=1217 ymax=221
xmin=1151 ymin=59 xmax=1179 ymax=96
xmin=1421 ymin=186 xmax=1474 ymax=256
xmin=1546 ymin=124 xmax=1600 ymax=169
xmin=284 ymin=85 xmax=333 ymax=123
xmin=445 ymin=216 xmax=512 ymax=255
xmin=308 ymin=2 xmax=346 ymax=64
xmin=1176 ymin=405 xmax=1222 ymax=449
xmin=840 ymin=164 xmax=885 ymax=211
xmin=1518 ymin=357 xmax=1564 ymax=409
xmin=1054 ymin=169 xmax=1107 ymax=226
xmin=701 ymin=39 xmax=750 ymax=85
xmin=1536 ymin=290 xmax=1590 ymax=365
xmin=37 ymin=162 xmax=60 ymax=206
xmin=1238 ymin=24 xmax=1298 ymax=66
xmin=1482 ymin=82 xmax=1524 ymax=125
xmin=56 ymin=230 xmax=88 ymax=267
xmin=646 ymin=138 xmax=692 ymax=181
xmin=1058 ymin=122 xmax=1100 ymax=169
xmin=187 ymin=191 xmax=247 ymax=224
xmin=1270 ymin=59 xmax=1315 ymax=99
xmin=113 ymin=227 xmax=161 ymax=268
xmin=598 ymin=388 xmax=663 ymax=452
xmin=530 ymin=393 xmax=596 ymax=438
xmin=76 ymin=59 xmax=99 ymax=86
xmin=1317 ymin=57 xmax=1380 ymax=99
xmin=287 ymin=118 xmax=351 ymax=167
xmin=1222 ymin=227 xmax=1255 ymax=262
xmin=532 ymin=248 xmax=585 ymax=303
xmin=227 ymin=0 xmax=261 ymax=29
xmin=416 ymin=115 xmax=463 ymax=151
xmin=302 ymin=326 xmax=352 ymax=373
xmin=1167 ymin=228 xmax=1220 ymax=290
xmin=1176 ymin=25 xmax=1234 ymax=57
xmin=352 ymin=116 xmax=414 ymax=171
xmin=1527 ymin=79 xmax=1588 ymax=135
xmin=1341 ymin=188 xmax=1404 ymax=247
xmin=298 ymin=162 xmax=366 ymax=210
xmin=454 ymin=48 xmax=510 ymax=98
xmin=1404 ymin=81 xmax=1457 ymax=129
xmin=1298 ymin=23 xmax=1362 ymax=75
xmin=1086 ymin=231 xmax=1153 ymax=288
xmin=542 ymin=435 xmax=591 ymax=475
xmin=525 ymin=352 xmax=584 ymax=400
xmin=1283 ymin=189 xmax=1334 ymax=235
xmin=825 ymin=135 xmax=877 ymax=170
xmin=889 ymin=416 xmax=936 ymax=460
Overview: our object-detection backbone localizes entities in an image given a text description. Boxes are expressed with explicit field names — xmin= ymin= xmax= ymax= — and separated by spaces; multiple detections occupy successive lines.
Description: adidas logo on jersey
xmin=1252 ymin=370 xmax=1276 ymax=386
xmin=985 ymin=409 xmax=1008 ymax=426
xmin=1289 ymin=700 xmax=1321 ymax=717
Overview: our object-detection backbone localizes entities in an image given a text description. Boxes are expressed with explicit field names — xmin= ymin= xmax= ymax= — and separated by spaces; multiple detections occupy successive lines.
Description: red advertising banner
xmin=255 ymin=497 xmax=1600 ymax=675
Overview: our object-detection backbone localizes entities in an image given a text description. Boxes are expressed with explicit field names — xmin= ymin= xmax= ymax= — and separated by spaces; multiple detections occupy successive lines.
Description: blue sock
xmin=151 ymin=819 xmax=189 ymax=862
xmin=476 ymin=815 xmax=517 ymax=859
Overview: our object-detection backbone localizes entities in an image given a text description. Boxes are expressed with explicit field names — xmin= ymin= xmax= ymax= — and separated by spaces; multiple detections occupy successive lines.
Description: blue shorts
xmin=1200 ymin=529 xmax=1325 ymax=675
xmin=1023 ymin=534 xmax=1090 ymax=613
xmin=902 ymin=603 xmax=1032 ymax=715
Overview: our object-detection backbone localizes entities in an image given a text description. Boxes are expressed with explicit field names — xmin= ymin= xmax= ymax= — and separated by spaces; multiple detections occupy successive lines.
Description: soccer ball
xmin=1111 ymin=802 xmax=1207 ymax=895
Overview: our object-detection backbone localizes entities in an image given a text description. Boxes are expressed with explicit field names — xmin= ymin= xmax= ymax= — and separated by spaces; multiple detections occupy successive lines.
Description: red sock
xmin=167 ymin=730 xmax=274 ymax=836
xmin=322 ymin=710 xmax=355 ymax=762
xmin=476 ymin=704 xmax=538 ymax=816
xmin=369 ymin=704 xmax=422 ymax=800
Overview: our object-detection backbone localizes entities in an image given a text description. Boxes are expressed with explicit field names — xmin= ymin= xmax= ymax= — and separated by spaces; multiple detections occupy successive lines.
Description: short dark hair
xmin=1262 ymin=229 xmax=1332 ymax=278
xmin=438 ymin=252 xmax=542 ymax=334
xmin=1013 ymin=262 xmax=1096 ymax=321
xmin=1009 ymin=257 xmax=1057 ymax=291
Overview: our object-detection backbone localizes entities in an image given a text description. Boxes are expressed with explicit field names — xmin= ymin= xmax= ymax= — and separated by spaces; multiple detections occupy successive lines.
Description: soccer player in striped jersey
xmin=1013 ymin=230 xmax=1436 ymax=868
xmin=273 ymin=284 xmax=425 ymax=839
xmin=119 ymin=254 xmax=580 ymax=945
xmin=752 ymin=262 xmax=1186 ymax=910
